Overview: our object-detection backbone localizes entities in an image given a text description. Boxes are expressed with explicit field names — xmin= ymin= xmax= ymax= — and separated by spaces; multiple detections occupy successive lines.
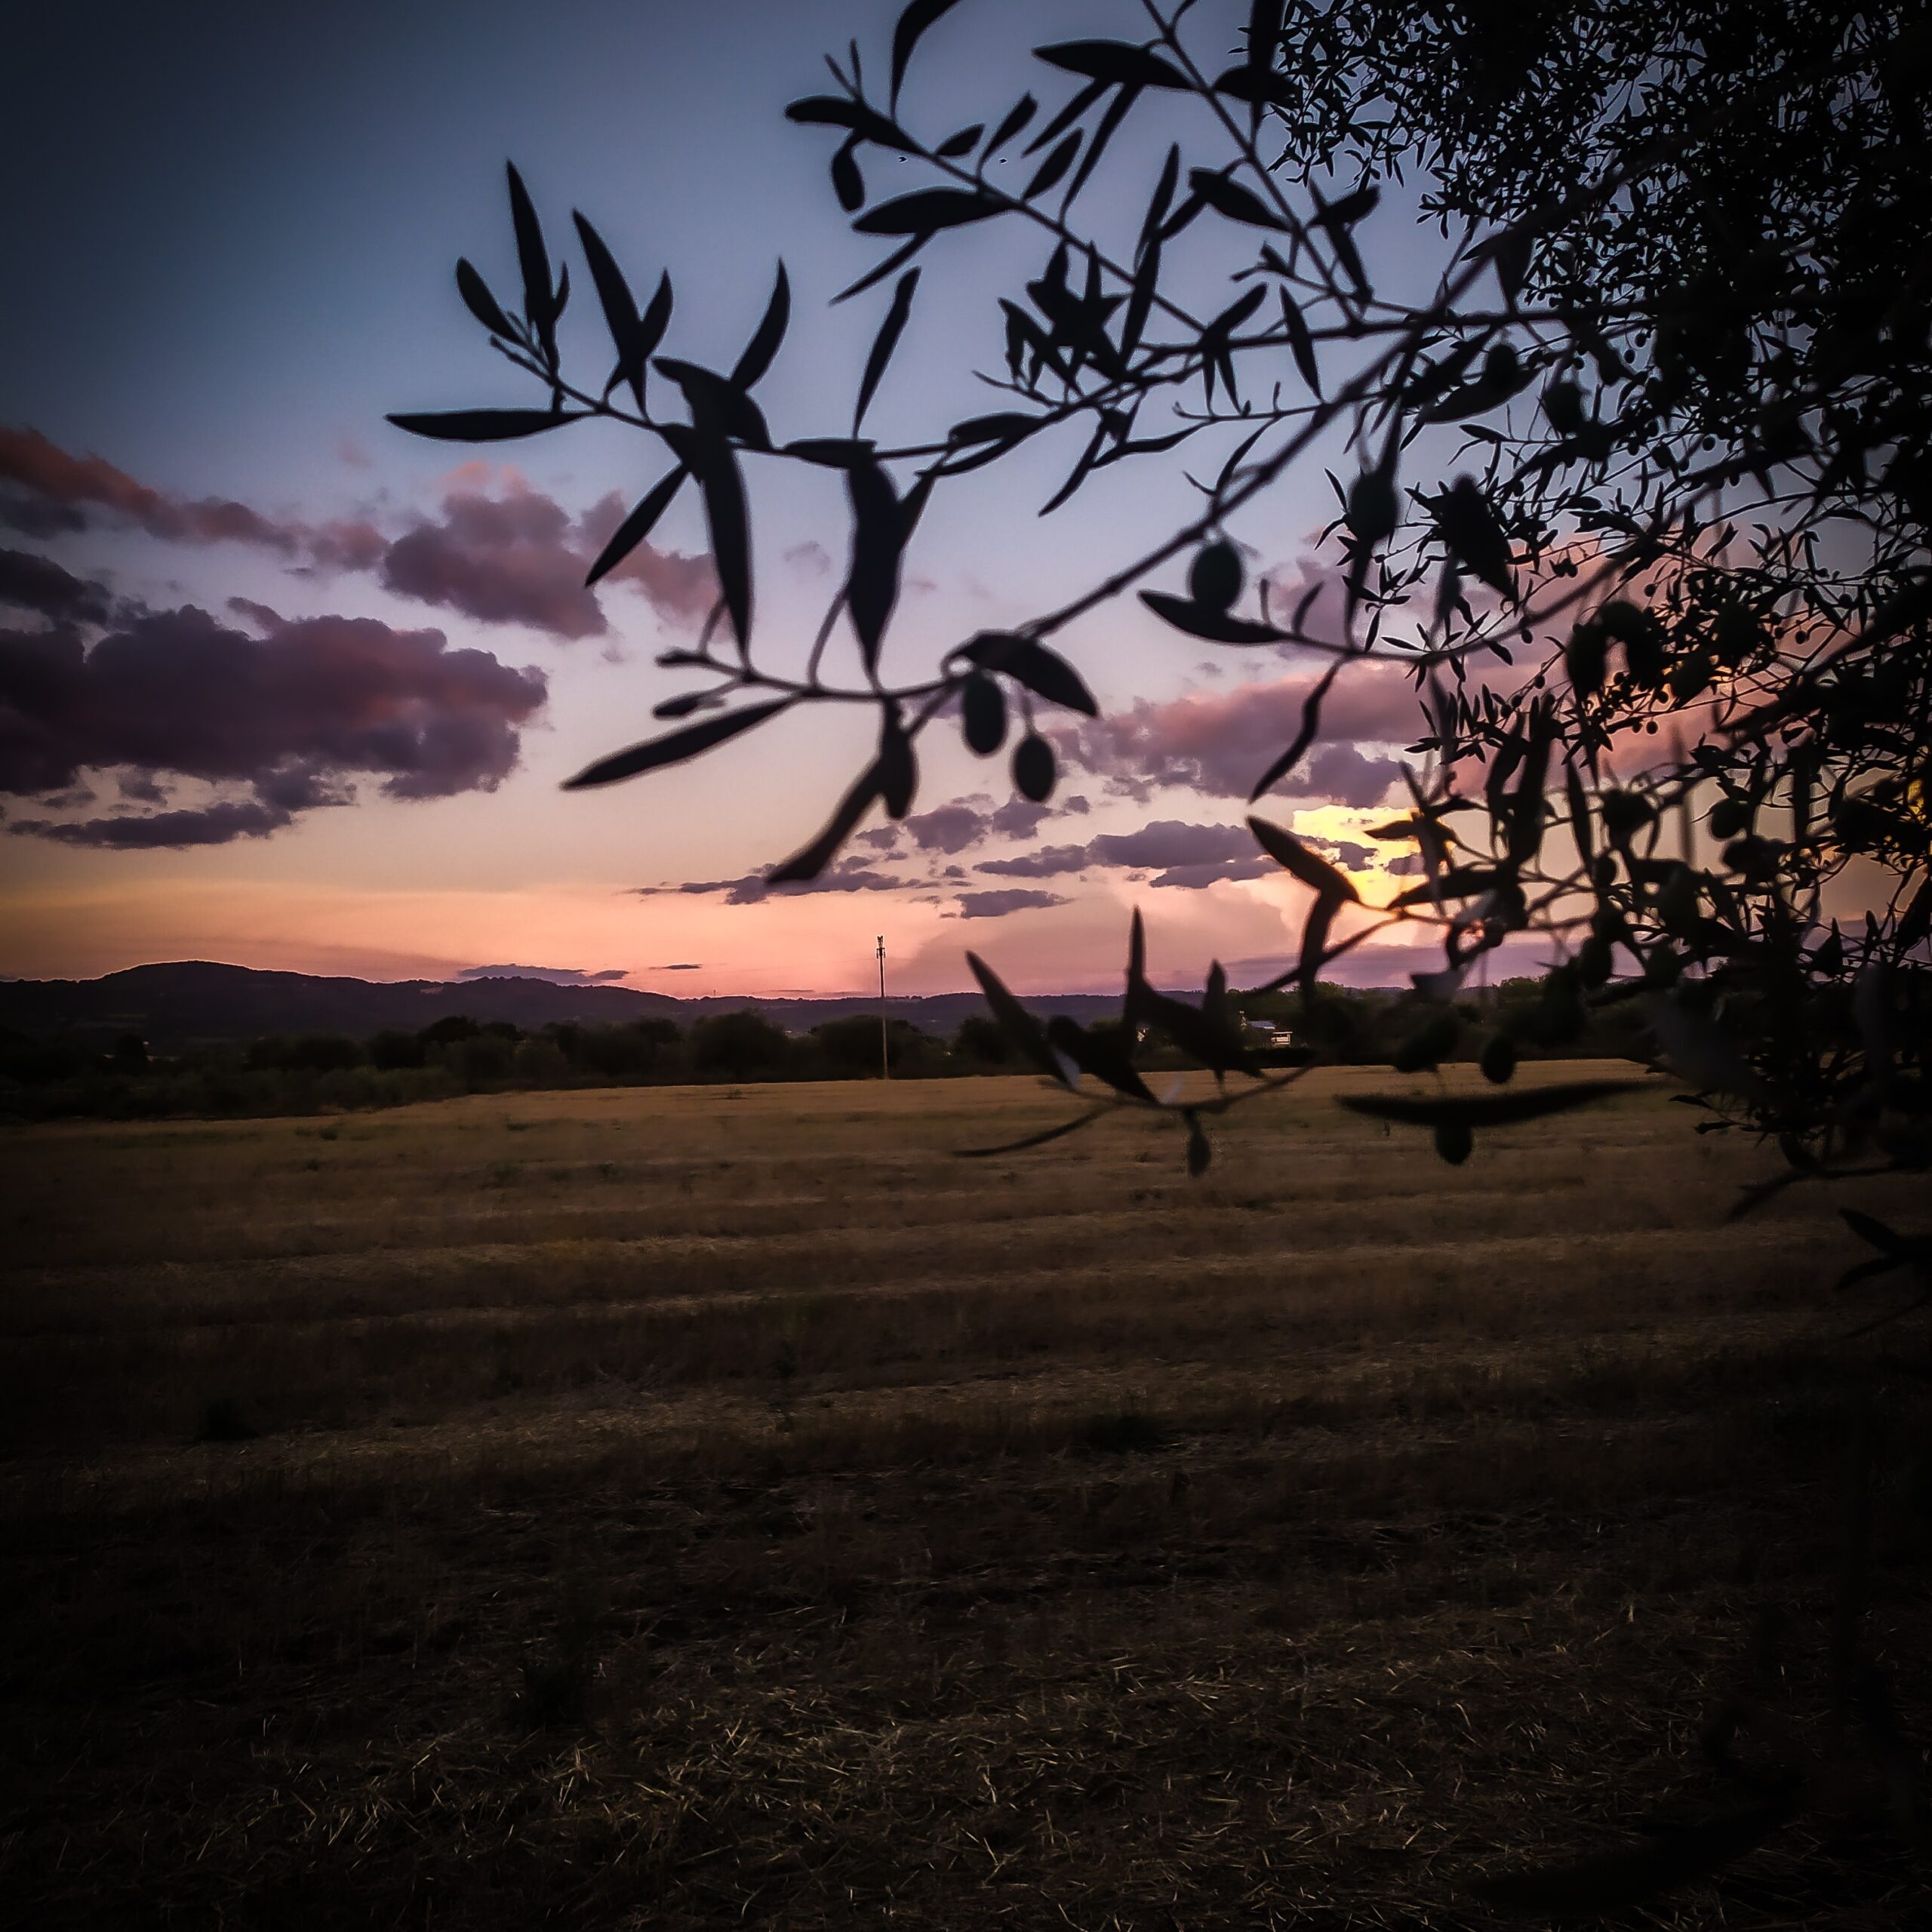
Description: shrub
xmin=690 ymin=1010 xmax=792 ymax=1081
xmin=367 ymin=1027 xmax=426 ymax=1070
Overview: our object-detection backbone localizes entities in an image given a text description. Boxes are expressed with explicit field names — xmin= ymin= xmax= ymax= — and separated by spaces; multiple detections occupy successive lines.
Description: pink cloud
xmin=383 ymin=487 xmax=605 ymax=639
xmin=1053 ymin=661 xmax=1429 ymax=801
xmin=1 ymin=577 xmax=547 ymax=845
xmin=0 ymin=426 xmax=715 ymax=641
xmin=0 ymin=426 xmax=294 ymax=549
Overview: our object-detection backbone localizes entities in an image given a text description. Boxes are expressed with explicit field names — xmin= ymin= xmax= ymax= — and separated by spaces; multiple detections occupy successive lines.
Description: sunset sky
xmin=0 ymin=0 xmax=1491 ymax=998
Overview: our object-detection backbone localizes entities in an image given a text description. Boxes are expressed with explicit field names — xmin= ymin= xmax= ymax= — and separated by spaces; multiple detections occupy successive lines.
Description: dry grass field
xmin=4 ymin=1065 xmax=1927 ymax=1928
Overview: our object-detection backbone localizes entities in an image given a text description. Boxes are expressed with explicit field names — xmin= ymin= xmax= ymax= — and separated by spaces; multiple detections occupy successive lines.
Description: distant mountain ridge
xmin=0 ymin=961 xmax=1127 ymax=1047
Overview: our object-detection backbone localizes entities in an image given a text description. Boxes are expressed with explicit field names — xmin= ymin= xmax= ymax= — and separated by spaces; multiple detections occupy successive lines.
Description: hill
xmin=0 ymin=962 xmax=1124 ymax=1048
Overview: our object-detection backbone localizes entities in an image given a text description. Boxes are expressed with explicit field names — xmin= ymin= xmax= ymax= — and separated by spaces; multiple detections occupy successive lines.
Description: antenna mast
xmin=876 ymin=935 xmax=889 ymax=1080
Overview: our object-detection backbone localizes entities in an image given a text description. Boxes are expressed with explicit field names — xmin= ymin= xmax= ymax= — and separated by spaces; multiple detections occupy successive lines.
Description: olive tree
xmin=391 ymin=2 xmax=1928 ymax=1900
xmin=392 ymin=0 xmax=1925 ymax=1199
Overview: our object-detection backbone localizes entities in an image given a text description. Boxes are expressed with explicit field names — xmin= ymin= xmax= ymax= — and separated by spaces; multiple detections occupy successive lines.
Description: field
xmin=5 ymin=1066 xmax=1926 ymax=1928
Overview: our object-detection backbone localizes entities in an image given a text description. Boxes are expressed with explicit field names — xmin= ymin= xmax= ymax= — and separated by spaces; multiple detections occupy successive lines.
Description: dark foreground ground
xmin=5 ymin=1069 xmax=1927 ymax=1927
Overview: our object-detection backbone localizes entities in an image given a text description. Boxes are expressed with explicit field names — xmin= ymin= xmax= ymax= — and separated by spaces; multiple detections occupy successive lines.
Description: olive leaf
xmin=1034 ymin=40 xmax=1189 ymax=91
xmin=730 ymin=263 xmax=791 ymax=390
xmin=1188 ymin=165 xmax=1289 ymax=232
xmin=1248 ymin=816 xmax=1363 ymax=903
xmin=562 ymin=697 xmax=794 ymax=789
xmin=455 ymin=259 xmax=516 ymax=338
xmin=1140 ymin=592 xmax=1287 ymax=645
xmin=854 ymin=186 xmax=1002 ymax=236
xmin=954 ymin=633 xmax=1097 ymax=715
xmin=844 ymin=456 xmax=909 ymax=676
xmin=966 ymin=950 xmax=1072 ymax=1085
xmin=890 ymin=0 xmax=967 ymax=105
xmin=584 ymin=463 xmax=688 ymax=587
xmin=854 ymin=269 xmax=920 ymax=433
xmin=388 ymin=409 xmax=586 ymax=441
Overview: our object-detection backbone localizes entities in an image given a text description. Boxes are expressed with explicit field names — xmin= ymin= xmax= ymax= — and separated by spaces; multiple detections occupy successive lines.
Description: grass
xmin=3 ymin=1064 xmax=1926 ymax=1928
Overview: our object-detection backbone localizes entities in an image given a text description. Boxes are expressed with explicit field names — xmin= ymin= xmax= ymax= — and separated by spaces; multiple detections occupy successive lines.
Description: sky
xmin=0 ymin=0 xmax=1481 ymax=998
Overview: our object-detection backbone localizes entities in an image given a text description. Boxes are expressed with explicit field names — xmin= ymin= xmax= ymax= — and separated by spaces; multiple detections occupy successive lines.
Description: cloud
xmin=1257 ymin=551 xmax=1352 ymax=647
xmin=1 ymin=592 xmax=546 ymax=844
xmin=1087 ymin=820 xmax=1254 ymax=869
xmin=976 ymin=842 xmax=1091 ymax=879
xmin=953 ymin=888 xmax=1070 ymax=918
xmin=11 ymin=798 xmax=296 ymax=848
xmin=0 ymin=547 xmax=114 ymax=625
xmin=382 ymin=488 xmax=607 ymax=639
xmin=0 ymin=426 xmax=297 ymax=551
xmin=373 ymin=483 xmax=717 ymax=638
xmin=991 ymin=797 xmax=1065 ymax=837
xmin=0 ymin=426 xmax=715 ymax=641
xmin=899 ymin=801 xmax=991 ymax=854
xmin=1304 ymin=742 xmax=1404 ymax=810
xmin=1317 ymin=839 xmax=1376 ymax=870
xmin=638 ymin=854 xmax=909 ymax=905
xmin=457 ymin=964 xmax=630 ymax=986
xmin=653 ymin=961 xmax=703 ymax=971
xmin=976 ymin=820 xmax=1271 ymax=891
xmin=575 ymin=491 xmax=717 ymax=625
xmin=861 ymin=792 xmax=1091 ymax=858
xmin=1146 ymin=854 xmax=1276 ymax=889
xmin=1052 ymin=663 xmax=1426 ymax=800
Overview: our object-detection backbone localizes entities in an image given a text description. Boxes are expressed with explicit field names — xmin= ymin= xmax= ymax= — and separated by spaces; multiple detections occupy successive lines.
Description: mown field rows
xmin=5 ymin=1066 xmax=1926 ymax=1928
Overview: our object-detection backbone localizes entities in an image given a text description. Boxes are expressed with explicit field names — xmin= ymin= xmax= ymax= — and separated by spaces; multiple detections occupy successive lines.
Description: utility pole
xmin=876 ymin=934 xmax=889 ymax=1080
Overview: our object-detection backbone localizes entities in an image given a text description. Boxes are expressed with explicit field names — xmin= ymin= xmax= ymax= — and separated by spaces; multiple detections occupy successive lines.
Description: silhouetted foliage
xmin=952 ymin=1012 xmax=1016 ymax=1066
xmin=390 ymin=2 xmax=1930 ymax=1908
xmin=367 ymin=1026 xmax=428 ymax=1071
xmin=810 ymin=1013 xmax=937 ymax=1075
xmin=391 ymin=0 xmax=1926 ymax=1206
xmin=246 ymin=1032 xmax=365 ymax=1075
xmin=418 ymin=1014 xmax=484 ymax=1049
xmin=107 ymin=1032 xmax=149 ymax=1076
xmin=688 ymin=1009 xmax=792 ymax=1080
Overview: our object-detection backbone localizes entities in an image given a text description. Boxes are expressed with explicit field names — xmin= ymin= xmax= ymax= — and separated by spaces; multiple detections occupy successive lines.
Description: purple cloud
xmin=1052 ymin=664 xmax=1426 ymax=800
xmin=989 ymin=798 xmax=1060 ymax=838
xmin=382 ymin=489 xmax=606 ymax=640
xmin=2 ymin=425 xmax=307 ymax=551
xmin=638 ymin=854 xmax=911 ymax=904
xmin=1088 ymin=820 xmax=1254 ymax=869
xmin=976 ymin=820 xmax=1269 ymax=890
xmin=977 ymin=842 xmax=1091 ymax=879
xmin=0 ymin=547 xmax=114 ymax=625
xmin=575 ymin=491 xmax=717 ymax=624
xmin=863 ymin=792 xmax=1092 ymax=860
xmin=0 ymin=426 xmax=717 ymax=643
xmin=12 ymin=798 xmax=295 ymax=848
xmin=376 ymin=483 xmax=718 ymax=639
xmin=898 ymin=801 xmax=990 ymax=854
xmin=457 ymin=964 xmax=630 ymax=986
xmin=1146 ymin=854 xmax=1276 ymax=889
xmin=1 ymin=594 xmax=546 ymax=844
xmin=954 ymin=888 xmax=1069 ymax=918
xmin=783 ymin=539 xmax=832 ymax=577
xmin=1305 ymin=742 xmax=1403 ymax=810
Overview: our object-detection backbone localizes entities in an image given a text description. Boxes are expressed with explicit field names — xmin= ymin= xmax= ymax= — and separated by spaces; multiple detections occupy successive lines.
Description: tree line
xmin=0 ymin=980 xmax=1647 ymax=1121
